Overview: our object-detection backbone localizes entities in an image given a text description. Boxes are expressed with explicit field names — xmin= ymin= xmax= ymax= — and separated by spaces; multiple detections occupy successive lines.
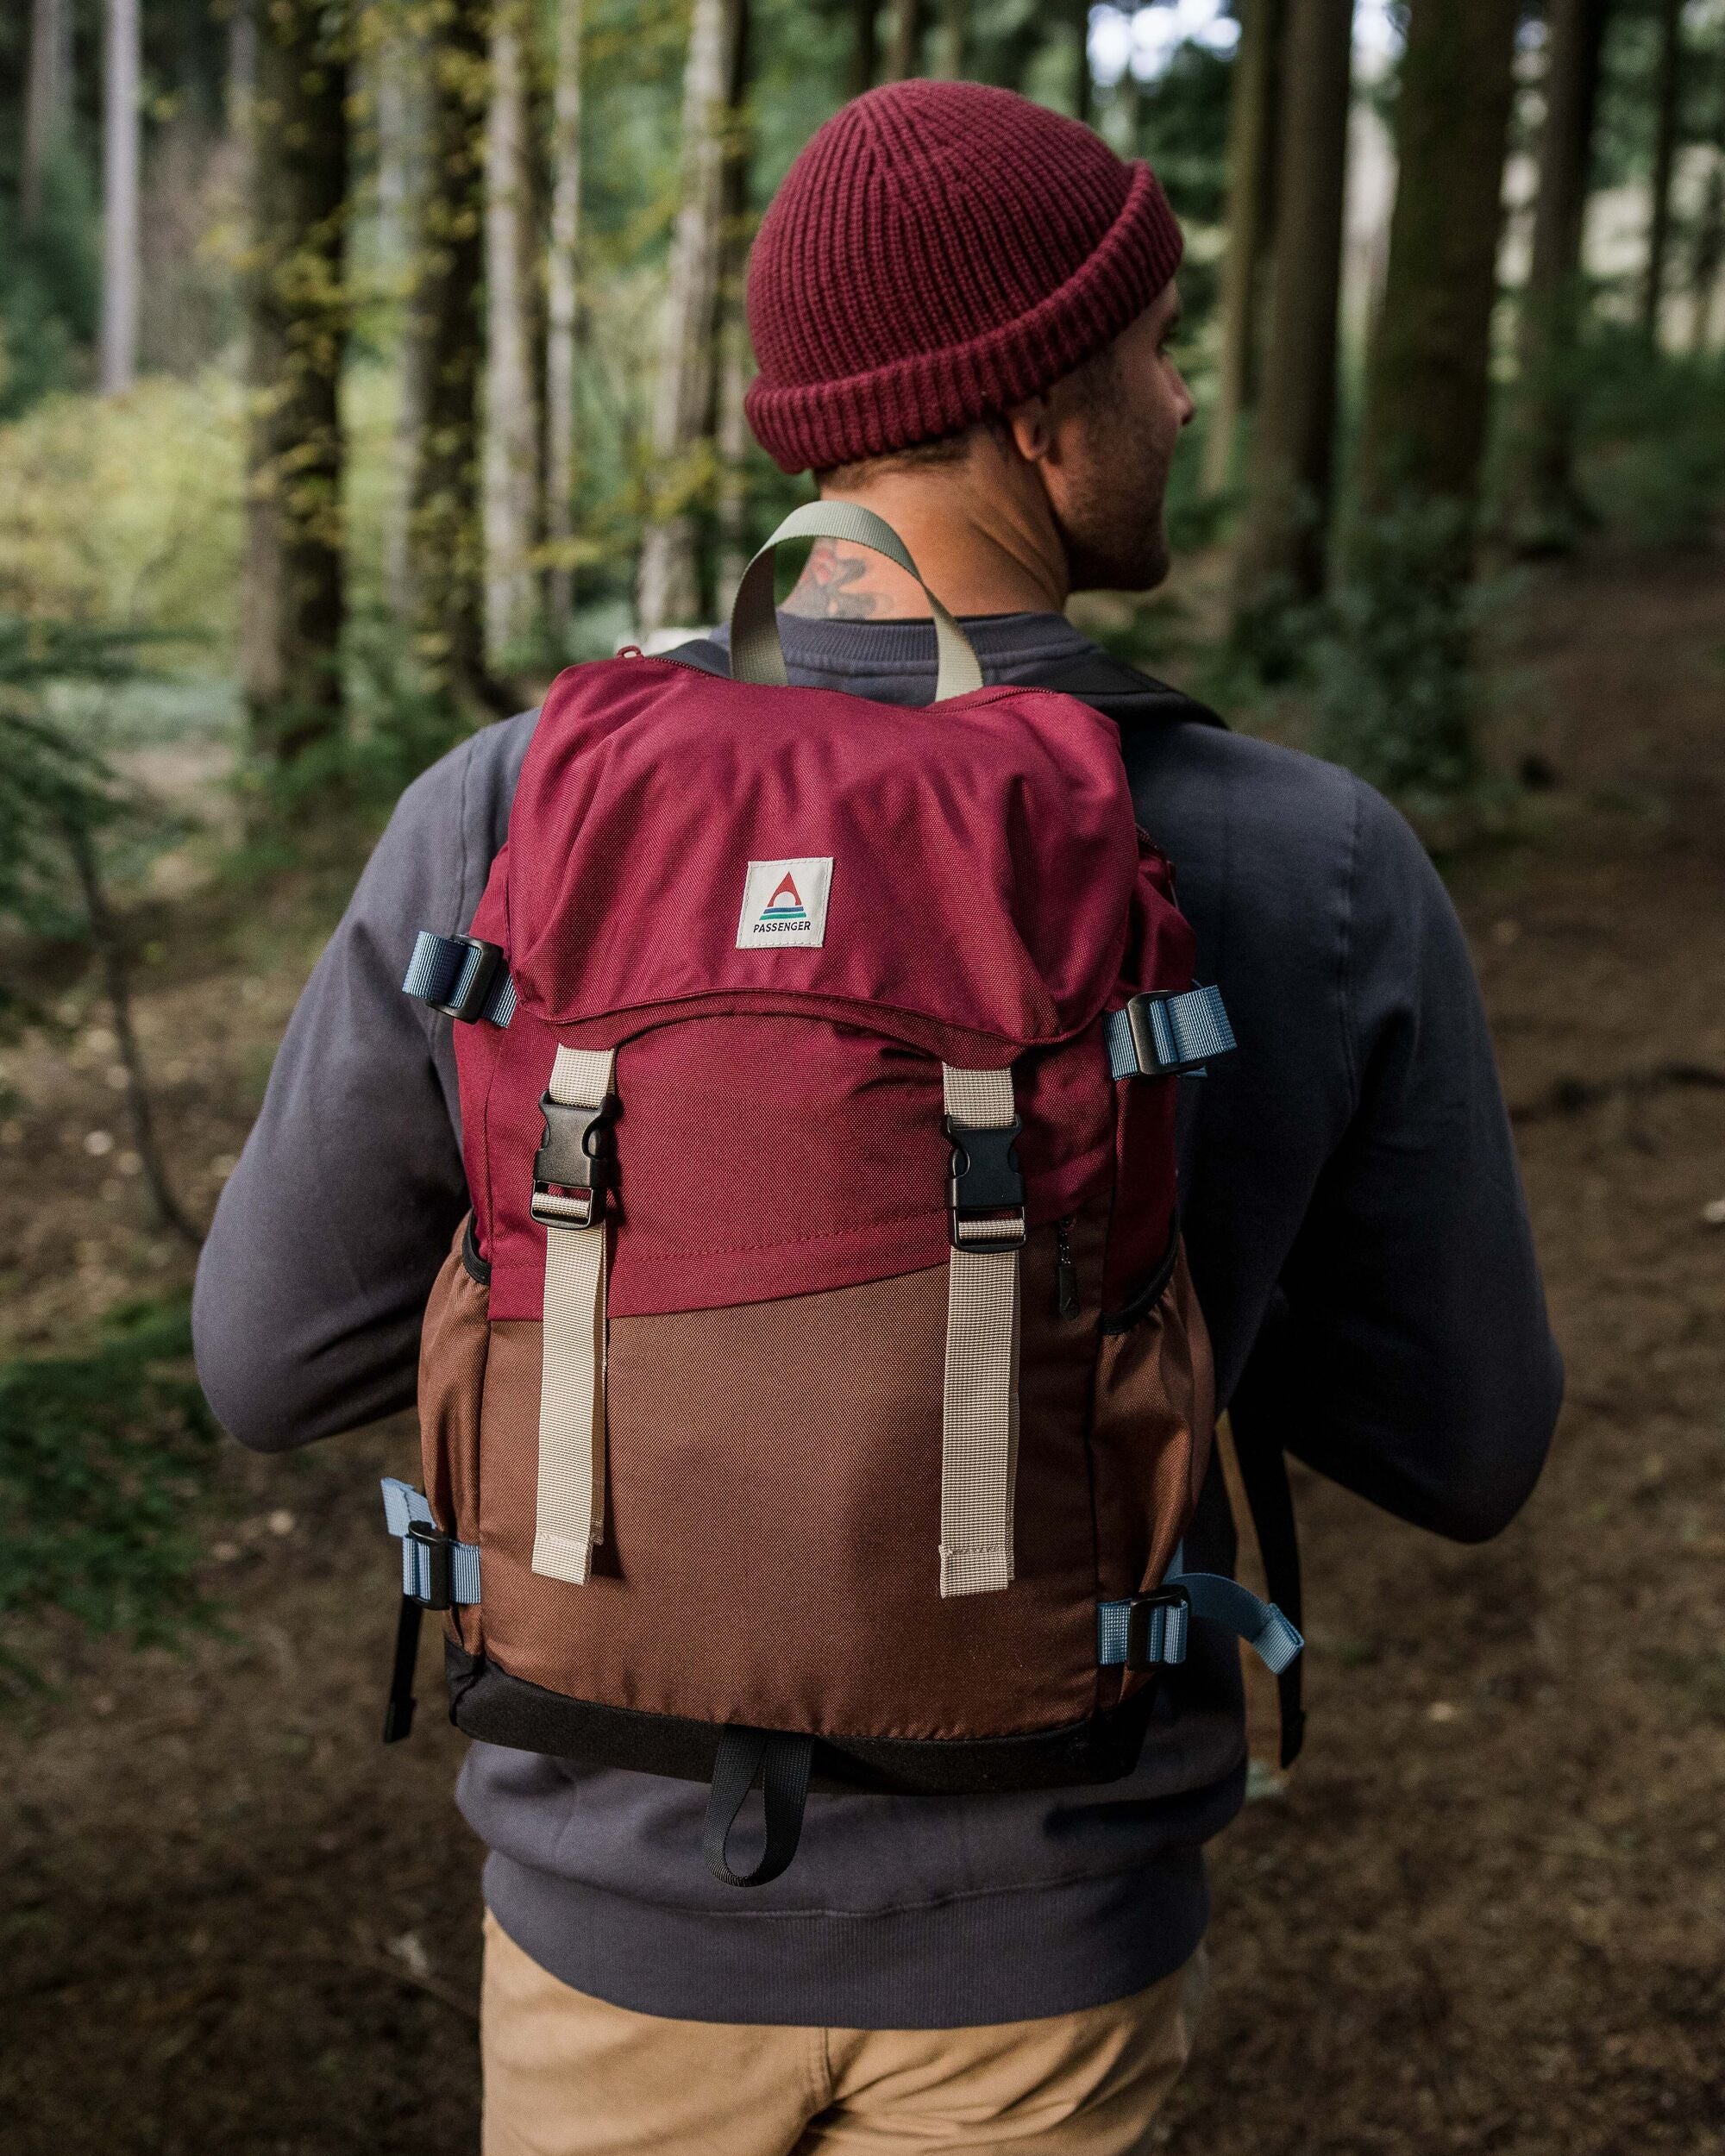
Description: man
xmin=195 ymin=80 xmax=1561 ymax=2154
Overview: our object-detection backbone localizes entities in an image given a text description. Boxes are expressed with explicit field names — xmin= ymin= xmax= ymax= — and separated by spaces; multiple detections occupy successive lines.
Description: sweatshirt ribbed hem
xmin=482 ymin=1849 xmax=1211 ymax=2030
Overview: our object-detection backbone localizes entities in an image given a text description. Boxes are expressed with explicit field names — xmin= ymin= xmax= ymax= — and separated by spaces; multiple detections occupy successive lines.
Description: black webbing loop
xmin=382 ymin=1595 xmax=423 ymax=1745
xmin=1230 ymin=1314 xmax=1308 ymax=1769
xmin=701 ymin=1727 xmax=814 ymax=1888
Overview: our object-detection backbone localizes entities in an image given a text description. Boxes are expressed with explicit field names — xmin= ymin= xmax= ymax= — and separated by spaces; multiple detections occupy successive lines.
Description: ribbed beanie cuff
xmin=744 ymin=82 xmax=1183 ymax=475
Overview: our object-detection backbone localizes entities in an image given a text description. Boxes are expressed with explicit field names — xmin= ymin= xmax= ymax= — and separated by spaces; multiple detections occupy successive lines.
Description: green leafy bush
xmin=0 ymin=1297 xmax=220 ymax=1671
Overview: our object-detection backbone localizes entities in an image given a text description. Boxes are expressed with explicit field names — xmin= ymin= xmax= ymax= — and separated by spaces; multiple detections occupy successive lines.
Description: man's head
xmin=744 ymin=81 xmax=1193 ymax=599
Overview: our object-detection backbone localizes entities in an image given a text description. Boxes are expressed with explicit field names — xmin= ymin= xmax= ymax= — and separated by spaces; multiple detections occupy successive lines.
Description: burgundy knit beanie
xmin=743 ymin=80 xmax=1184 ymax=475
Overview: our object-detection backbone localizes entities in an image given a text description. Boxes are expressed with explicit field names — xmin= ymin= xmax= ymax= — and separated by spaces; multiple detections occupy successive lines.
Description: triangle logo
xmin=737 ymin=856 xmax=833 ymax=950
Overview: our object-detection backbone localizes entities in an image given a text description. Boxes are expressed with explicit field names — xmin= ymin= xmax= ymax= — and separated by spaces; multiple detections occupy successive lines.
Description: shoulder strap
xmin=1026 ymin=650 xmax=1228 ymax=731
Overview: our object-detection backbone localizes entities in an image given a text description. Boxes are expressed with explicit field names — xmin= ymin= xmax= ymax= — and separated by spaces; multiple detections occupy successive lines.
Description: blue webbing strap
xmin=381 ymin=1476 xmax=482 ymax=1606
xmin=402 ymin=931 xmax=516 ymax=1026
xmin=1097 ymin=1571 xmax=1302 ymax=1675
xmin=1105 ymin=985 xmax=1235 ymax=1080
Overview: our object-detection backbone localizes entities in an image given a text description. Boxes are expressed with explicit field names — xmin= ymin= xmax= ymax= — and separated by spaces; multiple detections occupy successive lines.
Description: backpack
xmin=384 ymin=504 xmax=1301 ymax=1886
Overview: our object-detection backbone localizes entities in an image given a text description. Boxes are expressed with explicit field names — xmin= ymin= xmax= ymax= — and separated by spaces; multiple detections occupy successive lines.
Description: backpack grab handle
xmin=729 ymin=501 xmax=985 ymax=702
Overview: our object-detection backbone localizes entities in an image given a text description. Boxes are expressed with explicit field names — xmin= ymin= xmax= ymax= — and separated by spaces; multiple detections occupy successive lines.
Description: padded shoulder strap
xmin=1026 ymin=650 xmax=1227 ymax=730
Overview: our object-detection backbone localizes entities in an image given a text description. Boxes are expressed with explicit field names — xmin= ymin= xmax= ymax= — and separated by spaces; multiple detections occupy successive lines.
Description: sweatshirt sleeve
xmin=191 ymin=718 xmax=530 ymax=1451
xmin=1269 ymin=781 xmax=1563 ymax=1542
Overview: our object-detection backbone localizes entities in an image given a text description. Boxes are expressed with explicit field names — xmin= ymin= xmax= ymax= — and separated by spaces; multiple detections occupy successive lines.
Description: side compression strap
xmin=1097 ymin=1571 xmax=1303 ymax=1675
xmin=531 ymin=1045 xmax=618 ymax=1586
xmin=403 ymin=931 xmax=517 ymax=1026
xmin=380 ymin=1478 xmax=481 ymax=1745
xmin=1106 ymin=986 xmax=1234 ymax=1079
xmin=701 ymin=1727 xmax=815 ymax=1889
xmin=939 ymin=1064 xmax=1024 ymax=1598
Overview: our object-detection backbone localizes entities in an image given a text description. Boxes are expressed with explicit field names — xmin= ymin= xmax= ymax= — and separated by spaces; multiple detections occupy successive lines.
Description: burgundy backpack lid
xmin=492 ymin=656 xmax=1149 ymax=1060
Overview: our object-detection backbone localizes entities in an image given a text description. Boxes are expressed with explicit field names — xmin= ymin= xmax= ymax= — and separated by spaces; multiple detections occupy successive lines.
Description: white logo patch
xmin=736 ymin=856 xmax=833 ymax=950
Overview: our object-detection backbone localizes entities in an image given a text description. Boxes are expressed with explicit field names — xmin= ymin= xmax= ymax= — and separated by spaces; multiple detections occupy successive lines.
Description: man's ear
xmin=1005 ymin=395 xmax=1056 ymax=468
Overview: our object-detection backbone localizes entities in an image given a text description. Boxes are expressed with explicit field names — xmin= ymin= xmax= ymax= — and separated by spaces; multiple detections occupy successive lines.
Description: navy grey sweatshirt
xmin=192 ymin=611 xmax=1561 ymax=2028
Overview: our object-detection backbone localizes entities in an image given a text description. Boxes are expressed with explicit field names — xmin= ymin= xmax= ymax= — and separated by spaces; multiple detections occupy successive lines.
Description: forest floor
xmin=1 ymin=540 xmax=1722 ymax=2154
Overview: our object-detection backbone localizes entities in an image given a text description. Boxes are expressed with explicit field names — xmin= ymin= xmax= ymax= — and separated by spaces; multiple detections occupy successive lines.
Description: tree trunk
xmin=1509 ymin=0 xmax=1609 ymax=550
xmin=1343 ymin=0 xmax=1521 ymax=797
xmin=1640 ymin=0 xmax=1684 ymax=343
xmin=1070 ymin=0 xmax=1092 ymax=125
xmin=545 ymin=0 xmax=584 ymax=641
xmin=22 ymin=0 xmax=72 ymax=235
xmin=240 ymin=0 xmax=348 ymax=764
xmin=884 ymin=0 xmax=924 ymax=83
xmin=483 ymin=0 xmax=543 ymax=666
xmin=849 ymin=0 xmax=878 ymax=98
xmin=1356 ymin=0 xmax=1519 ymax=528
xmin=713 ymin=0 xmax=754 ymax=611
xmin=637 ymin=0 xmax=737 ymax=640
xmin=402 ymin=0 xmax=494 ymax=711
xmin=1693 ymin=56 xmax=1725 ymax=353
xmin=1232 ymin=0 xmax=1353 ymax=632
xmin=1202 ymin=0 xmax=1283 ymax=498
xmin=100 ymin=0 xmax=141 ymax=396
xmin=936 ymin=0 xmax=969 ymax=78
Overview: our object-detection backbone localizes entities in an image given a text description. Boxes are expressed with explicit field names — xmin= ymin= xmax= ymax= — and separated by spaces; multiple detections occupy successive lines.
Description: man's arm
xmin=1269 ymin=781 xmax=1562 ymax=1542
xmin=191 ymin=715 xmax=533 ymax=1451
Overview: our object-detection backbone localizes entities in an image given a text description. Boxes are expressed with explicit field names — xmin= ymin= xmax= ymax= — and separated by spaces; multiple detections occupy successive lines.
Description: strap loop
xmin=403 ymin=931 xmax=516 ymax=1026
xmin=1097 ymin=1572 xmax=1303 ymax=1676
xmin=1106 ymin=986 xmax=1234 ymax=1080
xmin=702 ymin=1727 xmax=814 ymax=1888
xmin=730 ymin=503 xmax=983 ymax=702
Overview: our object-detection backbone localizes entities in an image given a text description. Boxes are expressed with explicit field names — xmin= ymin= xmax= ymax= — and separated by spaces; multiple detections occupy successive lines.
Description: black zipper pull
xmin=1055 ymin=1215 xmax=1079 ymax=1319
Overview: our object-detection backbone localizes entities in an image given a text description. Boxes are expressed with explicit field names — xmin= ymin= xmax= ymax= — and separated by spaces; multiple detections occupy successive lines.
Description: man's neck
xmin=780 ymin=471 xmax=1070 ymax=623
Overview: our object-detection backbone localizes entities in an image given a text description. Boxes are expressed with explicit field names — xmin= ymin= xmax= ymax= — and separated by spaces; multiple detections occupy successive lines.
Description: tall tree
xmin=713 ymin=0 xmax=755 ymax=608
xmin=937 ymin=0 xmax=969 ymax=78
xmin=1070 ymin=0 xmax=1092 ymax=126
xmin=849 ymin=0 xmax=879 ymax=97
xmin=1346 ymin=0 xmax=1521 ymax=794
xmin=1509 ymin=0 xmax=1609 ymax=549
xmin=483 ymin=0 xmax=543 ymax=664
xmin=1641 ymin=0 xmax=1684 ymax=342
xmin=1356 ymin=0 xmax=1520 ymax=530
xmin=1692 ymin=47 xmax=1725 ymax=351
xmin=100 ymin=0 xmax=141 ymax=395
xmin=545 ymin=0 xmax=584 ymax=642
xmin=1202 ymin=0 xmax=1283 ymax=498
xmin=637 ymin=0 xmax=744 ymax=638
xmin=240 ymin=0 xmax=349 ymax=763
xmin=885 ymin=0 xmax=924 ymax=82
xmin=22 ymin=0 xmax=72 ymax=235
xmin=1232 ymin=0 xmax=1353 ymax=634
xmin=401 ymin=0 xmax=495 ymax=711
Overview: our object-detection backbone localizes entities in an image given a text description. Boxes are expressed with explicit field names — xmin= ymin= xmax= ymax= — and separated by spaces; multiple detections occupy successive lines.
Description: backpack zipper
xmin=1055 ymin=1215 xmax=1079 ymax=1319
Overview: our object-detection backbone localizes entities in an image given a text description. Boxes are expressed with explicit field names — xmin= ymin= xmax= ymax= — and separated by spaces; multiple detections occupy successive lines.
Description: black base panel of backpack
xmin=445 ymin=1642 xmax=1161 ymax=1796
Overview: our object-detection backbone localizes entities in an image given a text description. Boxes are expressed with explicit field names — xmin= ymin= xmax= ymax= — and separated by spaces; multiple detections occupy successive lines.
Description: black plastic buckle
xmin=1125 ymin=1587 xmax=1190 ymax=1672
xmin=530 ymin=1091 xmax=618 ymax=1230
xmin=405 ymin=1520 xmax=454 ymax=1611
xmin=1124 ymin=993 xmax=1208 ymax=1079
xmin=429 ymin=936 xmax=505 ymax=1023
xmin=945 ymin=1115 xmax=1026 ymax=1250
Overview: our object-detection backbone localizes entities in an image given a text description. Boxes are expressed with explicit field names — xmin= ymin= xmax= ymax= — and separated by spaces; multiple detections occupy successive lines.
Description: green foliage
xmin=0 ymin=145 xmax=100 ymax=419
xmin=1314 ymin=497 xmax=1488 ymax=808
xmin=1576 ymin=329 xmax=1725 ymax=549
xmin=0 ymin=1296 xmax=220 ymax=1672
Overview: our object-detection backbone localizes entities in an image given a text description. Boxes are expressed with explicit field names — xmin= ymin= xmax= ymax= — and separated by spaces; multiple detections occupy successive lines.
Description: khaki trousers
xmin=481 ymin=1912 xmax=1199 ymax=2155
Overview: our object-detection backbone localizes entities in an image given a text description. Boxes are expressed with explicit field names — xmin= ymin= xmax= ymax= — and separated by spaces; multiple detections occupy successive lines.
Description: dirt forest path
xmin=2 ymin=547 xmax=1722 ymax=2155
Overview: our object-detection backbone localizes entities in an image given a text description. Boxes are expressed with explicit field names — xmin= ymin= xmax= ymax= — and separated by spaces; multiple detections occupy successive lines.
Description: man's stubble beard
xmin=1051 ymin=409 xmax=1176 ymax=596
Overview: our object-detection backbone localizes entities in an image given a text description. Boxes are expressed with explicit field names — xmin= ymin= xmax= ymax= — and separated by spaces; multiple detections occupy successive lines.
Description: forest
xmin=2 ymin=0 xmax=1724 ymax=2149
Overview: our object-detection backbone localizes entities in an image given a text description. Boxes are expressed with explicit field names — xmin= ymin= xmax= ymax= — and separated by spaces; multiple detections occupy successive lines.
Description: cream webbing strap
xmin=531 ymin=1045 xmax=617 ymax=1585
xmin=939 ymin=1064 xmax=1024 ymax=1599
